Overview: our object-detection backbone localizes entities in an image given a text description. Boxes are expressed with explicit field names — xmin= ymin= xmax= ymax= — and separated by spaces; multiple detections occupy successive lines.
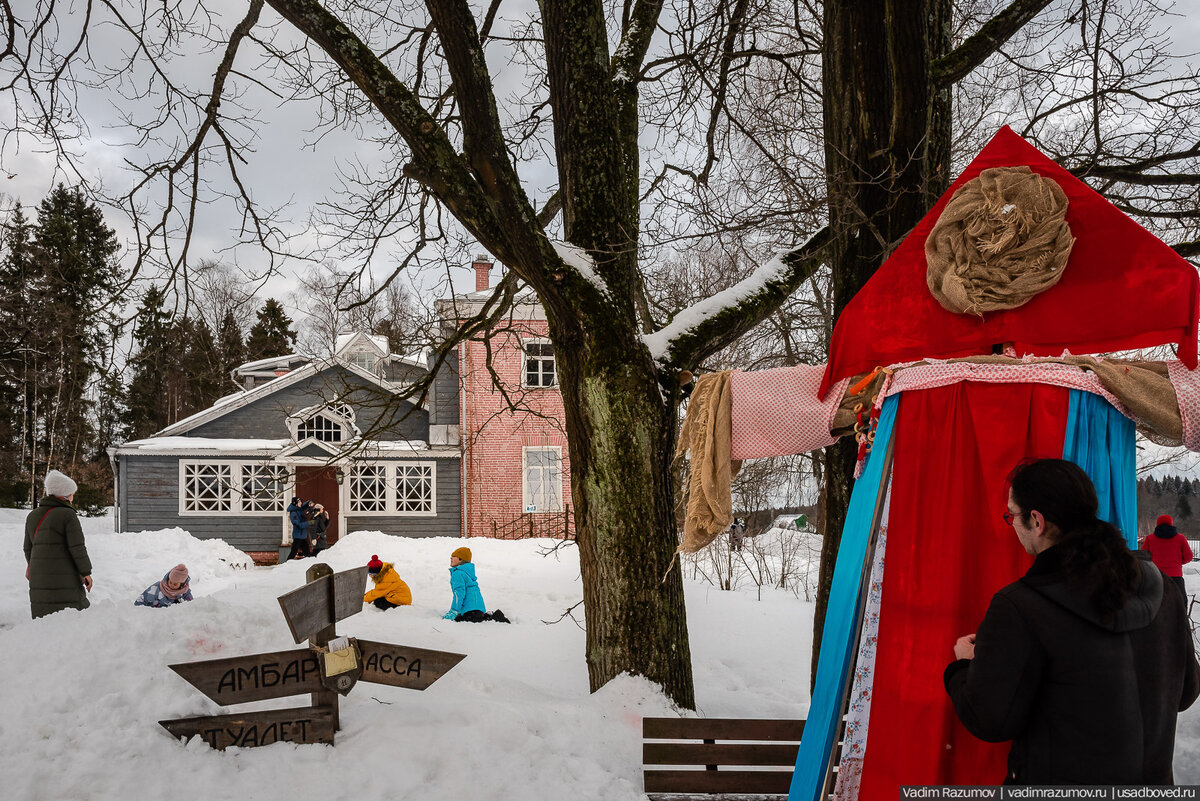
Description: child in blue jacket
xmin=443 ymin=547 xmax=509 ymax=623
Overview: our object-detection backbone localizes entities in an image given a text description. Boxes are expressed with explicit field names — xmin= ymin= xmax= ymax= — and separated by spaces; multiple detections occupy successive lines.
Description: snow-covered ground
xmin=1 ymin=510 xmax=1196 ymax=800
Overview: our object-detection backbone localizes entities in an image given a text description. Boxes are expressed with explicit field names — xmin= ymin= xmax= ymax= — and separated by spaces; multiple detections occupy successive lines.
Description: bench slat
xmin=646 ymin=796 xmax=788 ymax=801
xmin=642 ymin=718 xmax=805 ymax=741
xmin=644 ymin=769 xmax=794 ymax=794
xmin=644 ymin=742 xmax=799 ymax=766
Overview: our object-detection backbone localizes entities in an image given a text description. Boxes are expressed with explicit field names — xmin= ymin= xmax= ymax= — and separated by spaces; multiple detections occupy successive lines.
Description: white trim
xmin=521 ymin=446 xmax=563 ymax=513
xmin=347 ymin=460 xmax=438 ymax=517
xmin=520 ymin=337 xmax=558 ymax=389
xmin=177 ymin=459 xmax=292 ymax=517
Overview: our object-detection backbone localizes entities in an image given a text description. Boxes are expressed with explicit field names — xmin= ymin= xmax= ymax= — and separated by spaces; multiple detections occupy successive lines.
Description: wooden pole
xmin=306 ymin=563 xmax=339 ymax=731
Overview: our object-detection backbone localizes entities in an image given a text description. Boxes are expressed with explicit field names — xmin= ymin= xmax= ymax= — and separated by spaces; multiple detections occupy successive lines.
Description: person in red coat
xmin=1145 ymin=514 xmax=1194 ymax=599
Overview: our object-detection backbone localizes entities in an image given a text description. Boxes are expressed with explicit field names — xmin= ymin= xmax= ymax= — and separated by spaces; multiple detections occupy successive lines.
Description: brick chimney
xmin=473 ymin=254 xmax=492 ymax=292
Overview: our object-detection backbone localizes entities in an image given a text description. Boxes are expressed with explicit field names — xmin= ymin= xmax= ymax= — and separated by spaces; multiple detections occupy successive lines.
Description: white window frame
xmin=347 ymin=461 xmax=438 ymax=517
xmin=178 ymin=460 xmax=292 ymax=517
xmin=522 ymin=446 xmax=563 ymax=513
xmin=521 ymin=338 xmax=557 ymax=388
xmin=393 ymin=462 xmax=437 ymax=516
xmin=297 ymin=413 xmax=344 ymax=443
xmin=348 ymin=351 xmax=381 ymax=374
xmin=348 ymin=464 xmax=388 ymax=513
xmin=287 ymin=403 xmax=356 ymax=444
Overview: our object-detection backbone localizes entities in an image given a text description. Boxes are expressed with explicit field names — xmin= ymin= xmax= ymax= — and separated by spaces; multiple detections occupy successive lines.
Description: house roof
xmin=147 ymin=357 xmax=426 ymax=439
xmin=111 ymin=435 xmax=458 ymax=458
xmin=334 ymin=332 xmax=389 ymax=357
xmin=819 ymin=126 xmax=1200 ymax=397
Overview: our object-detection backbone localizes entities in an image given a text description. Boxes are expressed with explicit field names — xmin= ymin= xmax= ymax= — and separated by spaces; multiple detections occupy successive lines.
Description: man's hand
xmin=81 ymin=575 xmax=93 ymax=592
xmin=953 ymin=633 xmax=976 ymax=660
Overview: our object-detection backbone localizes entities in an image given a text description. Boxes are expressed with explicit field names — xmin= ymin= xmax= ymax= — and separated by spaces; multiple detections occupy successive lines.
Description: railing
xmin=490 ymin=506 xmax=575 ymax=540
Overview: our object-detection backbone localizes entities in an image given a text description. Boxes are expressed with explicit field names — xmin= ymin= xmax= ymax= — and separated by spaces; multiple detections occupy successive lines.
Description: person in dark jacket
xmin=284 ymin=497 xmax=310 ymax=560
xmin=1144 ymin=514 xmax=1194 ymax=599
xmin=24 ymin=470 xmax=93 ymax=619
xmin=308 ymin=503 xmax=330 ymax=556
xmin=945 ymin=459 xmax=1200 ymax=785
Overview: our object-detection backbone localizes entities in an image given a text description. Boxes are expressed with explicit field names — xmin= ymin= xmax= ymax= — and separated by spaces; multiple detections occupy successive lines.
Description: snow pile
xmin=1 ymin=509 xmax=1196 ymax=799
xmin=0 ymin=512 xmax=807 ymax=801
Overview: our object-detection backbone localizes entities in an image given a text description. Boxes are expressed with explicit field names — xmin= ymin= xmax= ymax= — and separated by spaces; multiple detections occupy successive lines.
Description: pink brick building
xmin=438 ymin=257 xmax=574 ymax=540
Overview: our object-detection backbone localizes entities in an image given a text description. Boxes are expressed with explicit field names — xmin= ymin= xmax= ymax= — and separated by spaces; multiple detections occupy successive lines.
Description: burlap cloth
xmin=676 ymin=356 xmax=1183 ymax=553
xmin=926 ymin=166 xmax=1075 ymax=316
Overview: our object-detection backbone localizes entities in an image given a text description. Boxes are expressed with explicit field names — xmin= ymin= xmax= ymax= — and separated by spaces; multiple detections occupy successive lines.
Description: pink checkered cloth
xmin=727 ymin=358 xmax=1200 ymax=460
xmin=730 ymin=365 xmax=850 ymax=460
xmin=1168 ymin=360 xmax=1200 ymax=451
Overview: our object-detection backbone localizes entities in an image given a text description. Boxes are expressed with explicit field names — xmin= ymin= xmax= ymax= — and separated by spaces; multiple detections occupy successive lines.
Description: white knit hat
xmin=44 ymin=469 xmax=78 ymax=498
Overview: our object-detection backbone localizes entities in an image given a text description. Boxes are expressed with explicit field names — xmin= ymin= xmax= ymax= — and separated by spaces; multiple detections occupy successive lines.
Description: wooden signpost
xmin=160 ymin=563 xmax=466 ymax=750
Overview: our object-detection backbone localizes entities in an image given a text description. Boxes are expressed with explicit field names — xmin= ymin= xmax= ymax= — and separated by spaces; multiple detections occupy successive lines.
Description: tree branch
xmin=932 ymin=0 xmax=1053 ymax=88
xmin=264 ymin=0 xmax=511 ymax=261
xmin=1173 ymin=241 xmax=1200 ymax=258
xmin=645 ymin=226 xmax=833 ymax=370
xmin=611 ymin=0 xmax=665 ymax=81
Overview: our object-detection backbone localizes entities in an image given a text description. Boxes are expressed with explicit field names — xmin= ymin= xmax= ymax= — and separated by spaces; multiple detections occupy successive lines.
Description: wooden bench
xmin=643 ymin=717 xmax=805 ymax=800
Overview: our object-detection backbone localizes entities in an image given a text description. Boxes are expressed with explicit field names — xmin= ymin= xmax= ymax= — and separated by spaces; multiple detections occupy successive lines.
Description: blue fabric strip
xmin=789 ymin=395 xmax=899 ymax=801
xmin=1062 ymin=390 xmax=1137 ymax=548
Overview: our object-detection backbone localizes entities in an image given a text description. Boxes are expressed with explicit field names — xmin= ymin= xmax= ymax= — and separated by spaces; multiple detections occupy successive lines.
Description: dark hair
xmin=1008 ymin=458 xmax=1138 ymax=621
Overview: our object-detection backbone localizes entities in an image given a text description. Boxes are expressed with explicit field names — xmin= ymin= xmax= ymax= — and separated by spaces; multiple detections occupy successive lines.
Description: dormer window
xmin=298 ymin=413 xmax=343 ymax=442
xmin=288 ymin=403 xmax=356 ymax=444
xmin=349 ymin=351 xmax=380 ymax=373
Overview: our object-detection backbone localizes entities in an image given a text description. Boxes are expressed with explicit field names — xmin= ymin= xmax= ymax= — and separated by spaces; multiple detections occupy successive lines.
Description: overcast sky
xmin=2 ymin=0 xmax=1198 ymax=332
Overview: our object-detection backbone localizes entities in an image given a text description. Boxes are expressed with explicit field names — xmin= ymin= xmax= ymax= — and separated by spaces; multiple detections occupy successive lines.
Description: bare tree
xmin=5 ymin=0 xmax=1199 ymax=708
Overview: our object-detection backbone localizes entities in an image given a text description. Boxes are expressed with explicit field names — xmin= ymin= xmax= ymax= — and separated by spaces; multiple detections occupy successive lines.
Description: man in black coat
xmin=24 ymin=470 xmax=93 ymax=619
xmin=945 ymin=459 xmax=1200 ymax=785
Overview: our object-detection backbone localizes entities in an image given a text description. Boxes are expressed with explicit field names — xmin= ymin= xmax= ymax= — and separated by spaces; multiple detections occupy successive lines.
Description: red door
xmin=295 ymin=466 xmax=340 ymax=544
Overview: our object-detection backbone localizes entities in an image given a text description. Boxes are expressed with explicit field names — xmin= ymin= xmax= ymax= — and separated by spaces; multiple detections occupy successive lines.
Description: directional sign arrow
xmin=356 ymin=640 xmax=466 ymax=690
xmin=168 ymin=648 xmax=322 ymax=705
xmin=278 ymin=565 xmax=369 ymax=644
xmin=160 ymin=706 xmax=335 ymax=750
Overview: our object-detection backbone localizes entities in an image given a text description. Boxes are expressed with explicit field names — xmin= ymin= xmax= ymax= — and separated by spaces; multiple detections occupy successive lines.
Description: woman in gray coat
xmin=24 ymin=470 xmax=93 ymax=619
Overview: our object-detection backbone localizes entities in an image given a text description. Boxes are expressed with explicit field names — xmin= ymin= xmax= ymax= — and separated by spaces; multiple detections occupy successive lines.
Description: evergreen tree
xmin=181 ymin=318 xmax=222 ymax=413
xmin=0 ymin=203 xmax=36 ymax=498
xmin=0 ymin=187 xmax=124 ymax=503
xmin=93 ymin=369 xmax=131 ymax=459
xmin=127 ymin=285 xmax=177 ymax=438
xmin=216 ymin=309 xmax=247 ymax=384
xmin=246 ymin=298 xmax=297 ymax=359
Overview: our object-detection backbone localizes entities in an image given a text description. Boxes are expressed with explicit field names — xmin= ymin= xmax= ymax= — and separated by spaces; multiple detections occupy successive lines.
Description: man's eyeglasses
xmin=1002 ymin=511 xmax=1017 ymax=525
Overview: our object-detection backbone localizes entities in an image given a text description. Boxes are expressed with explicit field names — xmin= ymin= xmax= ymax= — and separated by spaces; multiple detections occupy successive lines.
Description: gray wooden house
xmin=109 ymin=333 xmax=462 ymax=563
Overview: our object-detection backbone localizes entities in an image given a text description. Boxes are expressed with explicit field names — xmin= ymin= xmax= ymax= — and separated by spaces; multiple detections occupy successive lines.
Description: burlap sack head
xmin=925 ymin=166 xmax=1075 ymax=316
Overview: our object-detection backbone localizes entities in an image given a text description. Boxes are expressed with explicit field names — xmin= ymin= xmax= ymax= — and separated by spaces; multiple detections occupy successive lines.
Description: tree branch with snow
xmin=645 ymin=226 xmax=833 ymax=371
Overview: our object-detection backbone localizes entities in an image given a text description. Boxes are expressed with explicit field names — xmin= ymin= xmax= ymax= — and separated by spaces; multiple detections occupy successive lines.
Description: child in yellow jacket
xmin=363 ymin=555 xmax=412 ymax=610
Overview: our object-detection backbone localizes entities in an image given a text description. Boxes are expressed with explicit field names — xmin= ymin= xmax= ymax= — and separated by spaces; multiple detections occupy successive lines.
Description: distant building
xmin=110 ymin=258 xmax=572 ymax=563
xmin=436 ymin=256 xmax=574 ymax=541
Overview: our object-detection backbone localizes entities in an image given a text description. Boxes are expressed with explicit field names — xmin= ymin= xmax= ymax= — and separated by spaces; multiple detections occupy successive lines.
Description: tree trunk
xmin=813 ymin=0 xmax=952 ymax=690
xmin=554 ymin=318 xmax=696 ymax=709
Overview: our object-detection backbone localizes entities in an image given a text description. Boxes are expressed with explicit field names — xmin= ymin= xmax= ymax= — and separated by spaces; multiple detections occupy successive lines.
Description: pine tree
xmin=181 ymin=318 xmax=222 ymax=414
xmin=93 ymin=369 xmax=131 ymax=459
xmin=0 ymin=203 xmax=37 ymax=496
xmin=216 ymin=309 xmax=247 ymax=384
xmin=0 ymin=187 xmax=124 ymax=502
xmin=246 ymin=298 xmax=297 ymax=359
xmin=127 ymin=285 xmax=177 ymax=438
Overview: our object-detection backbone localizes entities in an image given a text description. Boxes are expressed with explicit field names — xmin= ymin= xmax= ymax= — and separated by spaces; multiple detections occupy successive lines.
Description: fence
xmin=489 ymin=506 xmax=575 ymax=540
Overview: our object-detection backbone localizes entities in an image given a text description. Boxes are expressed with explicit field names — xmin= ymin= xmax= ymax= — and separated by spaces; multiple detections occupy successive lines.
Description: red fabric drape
xmin=856 ymin=382 xmax=1069 ymax=796
xmin=818 ymin=126 xmax=1199 ymax=398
